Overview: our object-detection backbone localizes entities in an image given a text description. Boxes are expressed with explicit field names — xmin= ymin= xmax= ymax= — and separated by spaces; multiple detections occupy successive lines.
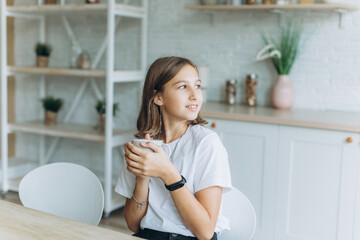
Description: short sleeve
xmin=193 ymin=133 xmax=232 ymax=194
xmin=114 ymin=157 xmax=136 ymax=199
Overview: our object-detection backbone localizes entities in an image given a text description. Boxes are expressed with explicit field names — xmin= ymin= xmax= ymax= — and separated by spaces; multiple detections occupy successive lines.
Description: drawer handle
xmin=346 ymin=137 xmax=353 ymax=143
xmin=211 ymin=122 xmax=217 ymax=128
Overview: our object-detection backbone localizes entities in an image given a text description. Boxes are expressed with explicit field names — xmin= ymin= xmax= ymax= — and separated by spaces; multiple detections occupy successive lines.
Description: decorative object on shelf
xmin=41 ymin=96 xmax=63 ymax=126
xmin=94 ymin=99 xmax=119 ymax=132
xmin=86 ymin=0 xmax=99 ymax=3
xmin=44 ymin=0 xmax=57 ymax=4
xmin=231 ymin=0 xmax=242 ymax=5
xmin=300 ymin=0 xmax=314 ymax=3
xmin=70 ymin=41 xmax=82 ymax=69
xmin=276 ymin=0 xmax=290 ymax=5
xmin=35 ymin=42 xmax=52 ymax=68
xmin=246 ymin=0 xmax=256 ymax=4
xmin=323 ymin=0 xmax=342 ymax=3
xmin=198 ymin=66 xmax=209 ymax=102
xmin=263 ymin=0 xmax=272 ymax=4
xmin=225 ymin=79 xmax=237 ymax=105
xmin=200 ymin=0 xmax=218 ymax=4
xmin=256 ymin=24 xmax=302 ymax=109
xmin=245 ymin=74 xmax=258 ymax=107
xmin=77 ymin=50 xmax=91 ymax=70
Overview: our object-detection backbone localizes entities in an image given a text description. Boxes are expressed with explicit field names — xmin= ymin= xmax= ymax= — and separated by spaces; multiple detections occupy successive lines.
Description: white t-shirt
xmin=115 ymin=124 xmax=232 ymax=237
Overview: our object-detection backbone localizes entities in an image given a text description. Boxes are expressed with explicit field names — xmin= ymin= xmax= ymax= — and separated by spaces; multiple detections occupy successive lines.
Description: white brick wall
xmin=12 ymin=0 xmax=360 ymax=174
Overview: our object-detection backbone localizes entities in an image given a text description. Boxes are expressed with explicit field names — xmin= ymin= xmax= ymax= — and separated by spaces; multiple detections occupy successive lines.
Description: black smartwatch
xmin=165 ymin=175 xmax=187 ymax=191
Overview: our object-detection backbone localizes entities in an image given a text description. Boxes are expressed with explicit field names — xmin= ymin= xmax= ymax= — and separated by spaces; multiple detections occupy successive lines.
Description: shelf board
xmin=9 ymin=121 xmax=135 ymax=144
xmin=113 ymin=70 xmax=144 ymax=83
xmin=6 ymin=4 xmax=146 ymax=18
xmin=185 ymin=3 xmax=359 ymax=11
xmin=8 ymin=66 xmax=106 ymax=78
xmin=0 ymin=157 xmax=39 ymax=191
xmin=7 ymin=66 xmax=144 ymax=82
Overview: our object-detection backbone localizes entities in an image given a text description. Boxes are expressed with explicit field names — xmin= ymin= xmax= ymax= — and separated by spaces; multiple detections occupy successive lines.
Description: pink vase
xmin=272 ymin=75 xmax=295 ymax=109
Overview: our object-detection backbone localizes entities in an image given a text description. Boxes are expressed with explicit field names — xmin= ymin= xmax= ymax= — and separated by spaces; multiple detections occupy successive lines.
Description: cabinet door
xmin=207 ymin=118 xmax=278 ymax=240
xmin=276 ymin=126 xmax=360 ymax=240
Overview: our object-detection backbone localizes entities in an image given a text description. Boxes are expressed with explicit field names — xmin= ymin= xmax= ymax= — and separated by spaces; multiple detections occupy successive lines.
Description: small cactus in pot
xmin=41 ymin=95 xmax=63 ymax=126
xmin=35 ymin=42 xmax=52 ymax=67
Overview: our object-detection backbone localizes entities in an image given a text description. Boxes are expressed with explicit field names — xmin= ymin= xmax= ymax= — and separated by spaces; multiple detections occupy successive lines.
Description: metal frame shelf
xmin=0 ymin=0 xmax=148 ymax=217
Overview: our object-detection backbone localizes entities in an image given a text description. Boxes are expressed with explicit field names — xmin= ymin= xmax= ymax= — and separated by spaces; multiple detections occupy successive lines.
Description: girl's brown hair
xmin=135 ymin=56 xmax=207 ymax=139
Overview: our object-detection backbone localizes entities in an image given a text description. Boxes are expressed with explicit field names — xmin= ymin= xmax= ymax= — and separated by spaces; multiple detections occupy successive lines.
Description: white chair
xmin=19 ymin=162 xmax=104 ymax=225
xmin=220 ymin=187 xmax=256 ymax=240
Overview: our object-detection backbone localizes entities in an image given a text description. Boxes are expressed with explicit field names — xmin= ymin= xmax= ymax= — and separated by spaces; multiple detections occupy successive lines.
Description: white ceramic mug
xmin=131 ymin=139 xmax=171 ymax=157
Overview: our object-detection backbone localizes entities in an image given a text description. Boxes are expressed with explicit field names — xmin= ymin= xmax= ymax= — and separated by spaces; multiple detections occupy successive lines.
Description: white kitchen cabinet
xmin=275 ymin=126 xmax=360 ymax=240
xmin=206 ymin=118 xmax=279 ymax=240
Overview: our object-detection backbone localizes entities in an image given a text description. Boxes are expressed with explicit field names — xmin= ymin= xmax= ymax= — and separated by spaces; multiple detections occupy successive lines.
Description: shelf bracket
xmin=334 ymin=8 xmax=349 ymax=29
xmin=201 ymin=10 xmax=216 ymax=26
xmin=269 ymin=9 xmax=285 ymax=27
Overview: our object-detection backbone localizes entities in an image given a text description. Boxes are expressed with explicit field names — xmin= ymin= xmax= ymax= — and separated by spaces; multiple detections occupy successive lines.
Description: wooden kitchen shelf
xmin=7 ymin=66 xmax=144 ymax=83
xmin=8 ymin=121 xmax=134 ymax=146
xmin=0 ymin=157 xmax=38 ymax=191
xmin=6 ymin=4 xmax=146 ymax=18
xmin=8 ymin=66 xmax=106 ymax=78
xmin=185 ymin=3 xmax=359 ymax=11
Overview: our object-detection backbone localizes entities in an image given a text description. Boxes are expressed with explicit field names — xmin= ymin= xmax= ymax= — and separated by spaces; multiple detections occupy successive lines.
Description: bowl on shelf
xmin=200 ymin=0 xmax=219 ymax=5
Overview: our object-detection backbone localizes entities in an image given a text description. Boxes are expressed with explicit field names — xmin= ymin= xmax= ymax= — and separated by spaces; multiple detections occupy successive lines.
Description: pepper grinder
xmin=225 ymin=79 xmax=237 ymax=105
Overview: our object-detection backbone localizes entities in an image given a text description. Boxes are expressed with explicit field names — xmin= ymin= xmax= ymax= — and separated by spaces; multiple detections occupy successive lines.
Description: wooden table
xmin=0 ymin=200 xmax=138 ymax=240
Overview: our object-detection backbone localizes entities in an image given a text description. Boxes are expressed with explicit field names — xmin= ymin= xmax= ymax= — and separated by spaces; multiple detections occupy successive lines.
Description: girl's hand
xmin=124 ymin=134 xmax=179 ymax=182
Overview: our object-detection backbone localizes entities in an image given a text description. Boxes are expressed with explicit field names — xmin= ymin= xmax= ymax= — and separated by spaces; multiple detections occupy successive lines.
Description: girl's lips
xmin=186 ymin=104 xmax=198 ymax=111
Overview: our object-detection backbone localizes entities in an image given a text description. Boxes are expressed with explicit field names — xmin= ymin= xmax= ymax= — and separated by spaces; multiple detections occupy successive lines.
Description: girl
xmin=115 ymin=57 xmax=232 ymax=240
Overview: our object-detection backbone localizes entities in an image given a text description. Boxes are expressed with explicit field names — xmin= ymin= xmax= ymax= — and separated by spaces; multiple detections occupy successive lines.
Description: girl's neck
xmin=161 ymin=121 xmax=188 ymax=144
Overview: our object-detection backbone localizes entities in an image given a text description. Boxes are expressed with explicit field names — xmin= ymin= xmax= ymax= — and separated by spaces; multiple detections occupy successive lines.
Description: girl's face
xmin=155 ymin=64 xmax=203 ymax=124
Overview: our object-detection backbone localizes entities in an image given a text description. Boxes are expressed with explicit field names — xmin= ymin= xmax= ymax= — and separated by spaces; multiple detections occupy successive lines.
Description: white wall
xmin=148 ymin=0 xmax=360 ymax=112
xmin=13 ymin=0 xmax=360 ymax=175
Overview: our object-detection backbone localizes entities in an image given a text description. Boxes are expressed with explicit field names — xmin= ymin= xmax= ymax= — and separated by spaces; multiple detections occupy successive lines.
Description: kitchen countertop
xmin=201 ymin=102 xmax=360 ymax=133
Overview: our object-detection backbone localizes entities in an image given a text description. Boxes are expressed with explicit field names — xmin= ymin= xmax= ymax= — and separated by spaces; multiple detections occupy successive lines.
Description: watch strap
xmin=165 ymin=175 xmax=186 ymax=191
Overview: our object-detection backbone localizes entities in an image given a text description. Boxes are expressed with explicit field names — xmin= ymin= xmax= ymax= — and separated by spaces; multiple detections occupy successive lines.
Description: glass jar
xmin=77 ymin=50 xmax=91 ymax=70
xmin=245 ymin=74 xmax=258 ymax=107
xmin=225 ymin=79 xmax=237 ymax=105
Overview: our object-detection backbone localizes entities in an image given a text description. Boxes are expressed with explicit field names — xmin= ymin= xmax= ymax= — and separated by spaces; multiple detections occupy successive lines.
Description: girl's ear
xmin=153 ymin=91 xmax=163 ymax=106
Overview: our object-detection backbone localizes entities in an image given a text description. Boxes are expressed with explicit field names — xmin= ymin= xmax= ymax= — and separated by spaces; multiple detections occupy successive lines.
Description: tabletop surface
xmin=201 ymin=102 xmax=360 ymax=133
xmin=0 ymin=200 xmax=138 ymax=240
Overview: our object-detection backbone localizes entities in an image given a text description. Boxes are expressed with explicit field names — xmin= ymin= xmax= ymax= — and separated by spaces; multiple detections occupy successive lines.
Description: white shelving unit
xmin=0 ymin=0 xmax=148 ymax=217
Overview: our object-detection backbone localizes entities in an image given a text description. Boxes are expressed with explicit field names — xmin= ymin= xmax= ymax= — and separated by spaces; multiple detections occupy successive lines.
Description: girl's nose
xmin=189 ymin=88 xmax=198 ymax=100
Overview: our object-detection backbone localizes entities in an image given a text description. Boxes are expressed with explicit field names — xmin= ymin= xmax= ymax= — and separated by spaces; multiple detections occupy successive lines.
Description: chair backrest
xmin=220 ymin=187 xmax=256 ymax=240
xmin=19 ymin=162 xmax=104 ymax=225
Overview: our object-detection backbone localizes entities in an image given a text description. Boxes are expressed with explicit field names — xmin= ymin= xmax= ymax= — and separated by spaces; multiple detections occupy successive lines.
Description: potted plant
xmin=95 ymin=99 xmax=119 ymax=132
xmin=35 ymin=42 xmax=52 ymax=68
xmin=41 ymin=96 xmax=63 ymax=126
xmin=255 ymin=24 xmax=302 ymax=109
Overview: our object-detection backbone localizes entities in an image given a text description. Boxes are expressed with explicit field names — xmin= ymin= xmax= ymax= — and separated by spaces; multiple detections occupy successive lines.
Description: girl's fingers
xmin=126 ymin=142 xmax=149 ymax=156
xmin=127 ymin=165 xmax=145 ymax=176
xmin=124 ymin=150 xmax=142 ymax=162
xmin=144 ymin=133 xmax=151 ymax=140
xmin=140 ymin=142 xmax=161 ymax=153
xmin=126 ymin=157 xmax=142 ymax=170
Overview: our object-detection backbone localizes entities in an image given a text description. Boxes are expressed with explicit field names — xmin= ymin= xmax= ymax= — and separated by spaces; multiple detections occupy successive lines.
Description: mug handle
xmin=162 ymin=144 xmax=172 ymax=158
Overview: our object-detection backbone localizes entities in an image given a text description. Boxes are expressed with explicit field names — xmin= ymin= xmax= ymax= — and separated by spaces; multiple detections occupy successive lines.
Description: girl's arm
xmin=123 ymin=134 xmax=152 ymax=233
xmin=163 ymin=172 xmax=222 ymax=240
xmin=126 ymin=143 xmax=222 ymax=239
xmin=123 ymin=176 xmax=149 ymax=233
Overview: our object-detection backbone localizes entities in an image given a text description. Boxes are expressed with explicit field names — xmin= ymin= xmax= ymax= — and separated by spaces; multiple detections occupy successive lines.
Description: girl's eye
xmin=196 ymin=84 xmax=201 ymax=89
xmin=179 ymin=85 xmax=186 ymax=89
